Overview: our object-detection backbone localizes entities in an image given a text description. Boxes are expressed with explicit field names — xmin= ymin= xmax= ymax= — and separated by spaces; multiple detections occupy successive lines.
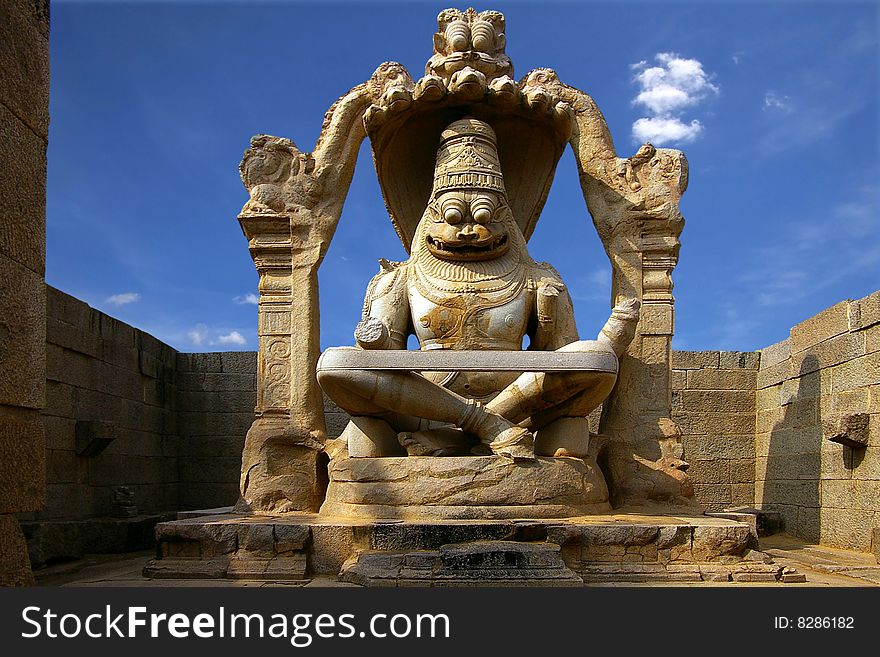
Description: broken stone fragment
xmin=823 ymin=413 xmax=869 ymax=449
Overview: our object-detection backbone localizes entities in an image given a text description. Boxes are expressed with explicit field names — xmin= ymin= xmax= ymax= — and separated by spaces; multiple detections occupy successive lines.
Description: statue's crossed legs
xmin=317 ymin=340 xmax=615 ymax=461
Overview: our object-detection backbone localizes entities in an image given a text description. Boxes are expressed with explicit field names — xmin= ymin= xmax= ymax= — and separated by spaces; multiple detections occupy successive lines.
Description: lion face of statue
xmin=424 ymin=189 xmax=511 ymax=261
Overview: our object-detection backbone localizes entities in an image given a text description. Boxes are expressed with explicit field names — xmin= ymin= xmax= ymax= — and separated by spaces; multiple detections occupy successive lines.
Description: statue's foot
xmin=461 ymin=401 xmax=536 ymax=461
xmin=488 ymin=425 xmax=536 ymax=462
xmin=398 ymin=427 xmax=475 ymax=457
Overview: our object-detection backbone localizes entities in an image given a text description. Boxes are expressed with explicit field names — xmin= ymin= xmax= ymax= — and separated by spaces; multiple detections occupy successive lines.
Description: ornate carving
xmin=236 ymin=6 xmax=693 ymax=513
xmin=427 ymin=8 xmax=512 ymax=83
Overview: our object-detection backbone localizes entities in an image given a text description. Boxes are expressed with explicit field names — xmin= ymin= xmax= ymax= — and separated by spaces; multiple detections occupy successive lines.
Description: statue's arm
xmin=354 ymin=262 xmax=410 ymax=349
xmin=529 ymin=266 xmax=580 ymax=351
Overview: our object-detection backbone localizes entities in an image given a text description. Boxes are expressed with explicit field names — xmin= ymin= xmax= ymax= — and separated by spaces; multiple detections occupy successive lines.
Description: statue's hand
xmin=355 ymin=317 xmax=390 ymax=349
xmin=598 ymin=298 xmax=641 ymax=357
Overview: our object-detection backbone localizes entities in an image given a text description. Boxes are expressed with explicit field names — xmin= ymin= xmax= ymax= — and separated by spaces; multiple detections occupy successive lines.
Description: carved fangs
xmin=426 ymin=234 xmax=509 ymax=260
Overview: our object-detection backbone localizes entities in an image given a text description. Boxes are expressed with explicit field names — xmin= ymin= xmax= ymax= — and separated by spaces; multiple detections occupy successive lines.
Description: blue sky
xmin=47 ymin=0 xmax=879 ymax=353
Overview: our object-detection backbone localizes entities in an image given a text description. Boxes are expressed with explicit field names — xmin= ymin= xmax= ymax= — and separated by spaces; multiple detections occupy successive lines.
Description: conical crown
xmin=432 ymin=118 xmax=506 ymax=196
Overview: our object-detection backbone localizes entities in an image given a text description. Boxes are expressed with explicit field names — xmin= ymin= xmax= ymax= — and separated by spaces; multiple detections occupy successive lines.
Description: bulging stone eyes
xmin=472 ymin=207 xmax=492 ymax=224
xmin=445 ymin=20 xmax=470 ymax=52
xmin=471 ymin=198 xmax=494 ymax=224
xmin=443 ymin=206 xmax=464 ymax=224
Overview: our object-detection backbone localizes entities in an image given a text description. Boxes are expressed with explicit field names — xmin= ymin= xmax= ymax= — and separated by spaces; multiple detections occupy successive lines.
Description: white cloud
xmin=234 ymin=293 xmax=259 ymax=305
xmin=632 ymin=117 xmax=703 ymax=144
xmin=105 ymin=292 xmax=140 ymax=306
xmin=630 ymin=52 xmax=718 ymax=146
xmin=188 ymin=324 xmax=208 ymax=346
xmin=217 ymin=330 xmax=247 ymax=346
xmin=763 ymin=91 xmax=792 ymax=112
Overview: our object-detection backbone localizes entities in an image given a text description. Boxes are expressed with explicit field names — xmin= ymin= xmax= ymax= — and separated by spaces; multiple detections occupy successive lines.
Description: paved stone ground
xmin=30 ymin=532 xmax=880 ymax=588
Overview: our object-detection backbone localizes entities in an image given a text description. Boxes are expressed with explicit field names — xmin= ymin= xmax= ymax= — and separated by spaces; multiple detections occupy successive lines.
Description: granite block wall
xmin=176 ymin=351 xmax=256 ymax=510
xmin=24 ymin=288 xmax=257 ymax=565
xmin=671 ymin=350 xmax=759 ymax=511
xmin=22 ymin=287 xmax=179 ymax=564
xmin=0 ymin=0 xmax=50 ymax=585
xmin=755 ymin=291 xmax=880 ymax=551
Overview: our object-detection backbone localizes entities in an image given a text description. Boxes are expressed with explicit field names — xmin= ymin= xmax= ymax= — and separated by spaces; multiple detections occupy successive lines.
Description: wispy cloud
xmin=105 ymin=292 xmax=140 ymax=306
xmin=630 ymin=52 xmax=719 ymax=146
xmin=187 ymin=324 xmax=209 ymax=347
xmin=716 ymin=302 xmax=760 ymax=349
xmin=763 ymin=91 xmax=792 ymax=112
xmin=570 ymin=268 xmax=613 ymax=302
xmin=234 ymin=293 xmax=259 ymax=305
xmin=739 ymin=185 xmax=879 ymax=307
xmin=217 ymin=330 xmax=247 ymax=346
xmin=186 ymin=324 xmax=250 ymax=348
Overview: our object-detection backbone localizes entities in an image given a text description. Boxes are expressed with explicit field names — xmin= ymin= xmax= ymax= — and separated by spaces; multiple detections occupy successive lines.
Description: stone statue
xmin=318 ymin=117 xmax=639 ymax=462
xmin=236 ymin=6 xmax=693 ymax=514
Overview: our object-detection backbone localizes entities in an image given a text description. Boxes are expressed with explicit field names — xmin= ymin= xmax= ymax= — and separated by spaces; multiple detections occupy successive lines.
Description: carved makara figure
xmin=317 ymin=118 xmax=639 ymax=462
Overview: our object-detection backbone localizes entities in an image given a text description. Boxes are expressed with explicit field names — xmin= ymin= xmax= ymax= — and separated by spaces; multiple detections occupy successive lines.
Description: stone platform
xmin=143 ymin=511 xmax=783 ymax=585
xmin=321 ymin=455 xmax=610 ymax=519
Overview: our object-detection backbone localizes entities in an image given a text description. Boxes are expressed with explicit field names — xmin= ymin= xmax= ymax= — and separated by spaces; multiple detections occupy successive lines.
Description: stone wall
xmin=23 ymin=287 xmax=256 ymax=566
xmin=176 ymin=352 xmax=256 ymax=510
xmin=671 ymin=351 xmax=759 ymax=511
xmin=22 ymin=287 xmax=179 ymax=564
xmin=755 ymin=291 xmax=880 ymax=551
xmin=0 ymin=0 xmax=50 ymax=585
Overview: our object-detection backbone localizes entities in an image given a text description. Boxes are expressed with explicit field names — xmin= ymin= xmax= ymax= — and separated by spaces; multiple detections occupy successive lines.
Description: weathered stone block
xmin=674 ymin=412 xmax=755 ymax=436
xmin=674 ymin=389 xmax=755 ymax=414
xmin=691 ymin=484 xmax=730 ymax=511
xmin=221 ymin=351 xmax=257 ymax=374
xmin=791 ymin=331 xmax=865 ymax=375
xmin=671 ymin=351 xmax=719 ymax=370
xmin=849 ymin=291 xmax=880 ymax=332
xmin=756 ymin=359 xmax=792 ymax=389
xmin=685 ymin=459 xmax=729 ymax=484
xmin=683 ymin=434 xmax=755 ymax=460
xmin=831 ymin=352 xmax=880 ymax=392
xmin=0 ymin=258 xmax=45 ymax=408
xmin=74 ymin=419 xmax=117 ymax=457
xmin=729 ymin=482 xmax=754 ymax=507
xmin=866 ymin=325 xmax=880 ymax=354
xmin=761 ymin=339 xmax=790 ymax=368
xmin=718 ymin=351 xmax=760 ymax=370
xmin=202 ymin=373 xmax=256 ymax=392
xmin=828 ymin=388 xmax=870 ymax=414
xmin=790 ymin=300 xmax=850 ymax=353
xmin=823 ymin=412 xmax=869 ymax=449
xmin=0 ymin=100 xmax=46 ymax=273
xmin=671 ymin=369 xmax=687 ymax=391
xmin=0 ymin=412 xmax=45 ymax=514
xmin=0 ymin=514 xmax=34 ymax=585
xmin=729 ymin=458 xmax=755 ymax=484
xmin=687 ymin=368 xmax=756 ymax=391
xmin=819 ymin=508 xmax=875 ymax=551
xmin=691 ymin=524 xmax=750 ymax=561
xmin=323 ymin=456 xmax=609 ymax=519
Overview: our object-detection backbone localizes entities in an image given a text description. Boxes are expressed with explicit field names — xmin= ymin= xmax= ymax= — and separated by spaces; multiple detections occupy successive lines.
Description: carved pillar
xmin=238 ymin=213 xmax=326 ymax=513
xmin=573 ymin=134 xmax=694 ymax=507
xmin=235 ymin=84 xmax=370 ymax=513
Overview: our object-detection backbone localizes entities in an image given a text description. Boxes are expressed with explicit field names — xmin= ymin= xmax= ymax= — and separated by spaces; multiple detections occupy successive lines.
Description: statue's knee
xmin=558 ymin=340 xmax=592 ymax=353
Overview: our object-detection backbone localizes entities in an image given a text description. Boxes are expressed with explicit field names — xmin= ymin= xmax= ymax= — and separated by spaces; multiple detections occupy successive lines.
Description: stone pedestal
xmin=320 ymin=456 xmax=610 ymax=519
xmin=143 ymin=511 xmax=779 ymax=585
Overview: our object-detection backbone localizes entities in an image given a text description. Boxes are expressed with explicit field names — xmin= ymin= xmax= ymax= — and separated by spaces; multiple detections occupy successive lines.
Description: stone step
xmin=340 ymin=540 xmax=583 ymax=587
xmin=143 ymin=512 xmax=758 ymax=583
